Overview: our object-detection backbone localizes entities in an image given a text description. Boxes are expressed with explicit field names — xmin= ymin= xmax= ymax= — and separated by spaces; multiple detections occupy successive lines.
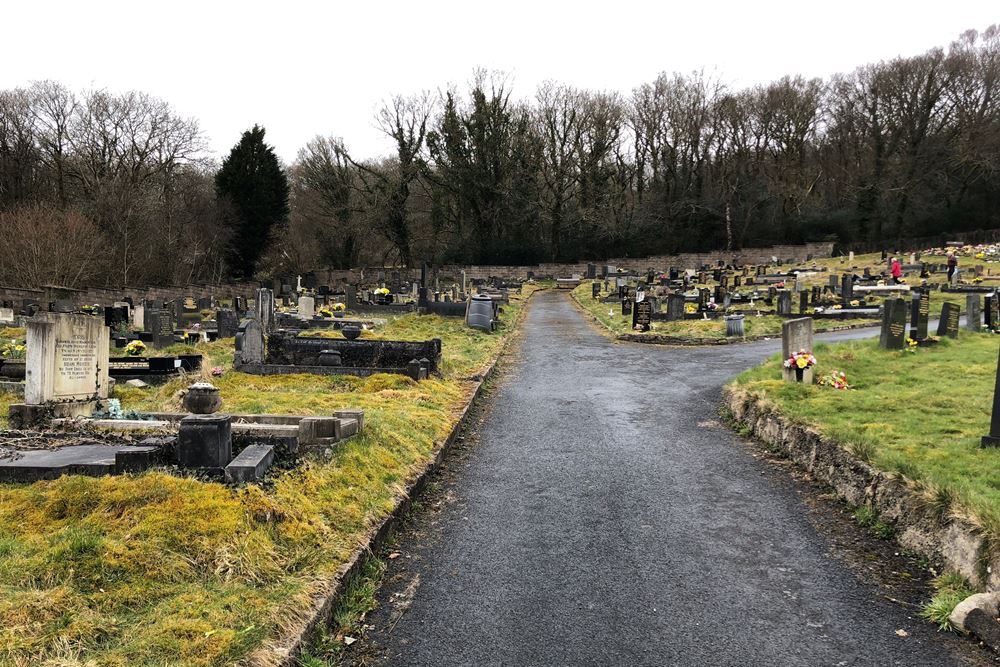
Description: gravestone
xmin=777 ymin=291 xmax=792 ymax=316
xmin=622 ymin=298 xmax=632 ymax=316
xmin=879 ymin=298 xmax=908 ymax=349
xmin=235 ymin=319 xmax=264 ymax=366
xmin=104 ymin=306 xmax=129 ymax=330
xmin=256 ymin=288 xmax=275 ymax=332
xmin=981 ymin=346 xmax=1000 ymax=447
xmin=666 ymin=294 xmax=686 ymax=321
xmin=132 ymin=303 xmax=145 ymax=329
xmin=912 ymin=291 xmax=930 ymax=341
xmin=799 ymin=291 xmax=808 ymax=315
xmin=967 ymin=294 xmax=982 ymax=332
xmin=592 ymin=282 xmax=601 ymax=299
xmin=178 ymin=413 xmax=232 ymax=470
xmin=841 ymin=274 xmax=854 ymax=302
xmin=298 ymin=295 xmax=315 ymax=319
xmin=196 ymin=297 xmax=212 ymax=311
xmin=146 ymin=309 xmax=175 ymax=349
xmin=216 ymin=309 xmax=239 ymax=339
xmin=714 ymin=285 xmax=726 ymax=305
xmin=586 ymin=263 xmax=596 ymax=279
xmin=12 ymin=312 xmax=110 ymax=422
xmin=937 ymin=302 xmax=960 ymax=338
xmin=0 ymin=307 xmax=13 ymax=324
xmin=632 ymin=299 xmax=652 ymax=332
xmin=987 ymin=294 xmax=1000 ymax=330
xmin=781 ymin=317 xmax=814 ymax=384
xmin=698 ymin=288 xmax=710 ymax=310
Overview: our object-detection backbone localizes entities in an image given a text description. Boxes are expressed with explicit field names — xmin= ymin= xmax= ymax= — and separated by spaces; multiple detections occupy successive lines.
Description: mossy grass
xmin=731 ymin=331 xmax=1000 ymax=548
xmin=0 ymin=285 xmax=541 ymax=665
xmin=571 ymin=281 xmax=877 ymax=340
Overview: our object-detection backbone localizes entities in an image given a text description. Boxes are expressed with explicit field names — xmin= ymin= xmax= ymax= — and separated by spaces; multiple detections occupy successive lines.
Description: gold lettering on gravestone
xmin=890 ymin=322 xmax=905 ymax=337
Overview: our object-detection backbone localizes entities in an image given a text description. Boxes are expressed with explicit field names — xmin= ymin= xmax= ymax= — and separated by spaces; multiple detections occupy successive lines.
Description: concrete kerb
xmin=722 ymin=385 xmax=1000 ymax=593
xmin=263 ymin=289 xmax=541 ymax=667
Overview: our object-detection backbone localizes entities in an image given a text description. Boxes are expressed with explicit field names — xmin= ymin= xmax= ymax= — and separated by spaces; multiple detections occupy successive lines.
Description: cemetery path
xmin=355 ymin=291 xmax=982 ymax=667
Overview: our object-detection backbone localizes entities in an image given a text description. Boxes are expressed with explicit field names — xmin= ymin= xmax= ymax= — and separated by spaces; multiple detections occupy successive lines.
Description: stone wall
xmin=0 ymin=282 xmax=259 ymax=310
xmin=314 ymin=241 xmax=835 ymax=285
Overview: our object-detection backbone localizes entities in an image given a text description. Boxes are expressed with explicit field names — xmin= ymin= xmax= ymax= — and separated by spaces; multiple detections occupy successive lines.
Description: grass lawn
xmin=570 ymin=282 xmax=877 ymax=340
xmin=0 ymin=286 xmax=538 ymax=666
xmin=730 ymin=331 xmax=1000 ymax=541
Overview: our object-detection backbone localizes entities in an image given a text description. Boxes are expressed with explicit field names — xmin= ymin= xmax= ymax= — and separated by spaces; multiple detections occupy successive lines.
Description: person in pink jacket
xmin=891 ymin=257 xmax=903 ymax=284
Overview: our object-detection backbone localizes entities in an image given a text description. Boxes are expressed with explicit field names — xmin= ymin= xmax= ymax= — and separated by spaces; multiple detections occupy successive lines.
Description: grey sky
xmin=3 ymin=0 xmax=996 ymax=163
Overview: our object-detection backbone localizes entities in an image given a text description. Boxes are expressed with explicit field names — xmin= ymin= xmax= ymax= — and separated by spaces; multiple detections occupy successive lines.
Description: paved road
xmin=359 ymin=291 xmax=980 ymax=666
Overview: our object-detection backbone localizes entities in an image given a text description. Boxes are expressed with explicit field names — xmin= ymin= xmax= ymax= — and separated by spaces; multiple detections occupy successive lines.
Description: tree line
xmin=1 ymin=26 xmax=998 ymax=287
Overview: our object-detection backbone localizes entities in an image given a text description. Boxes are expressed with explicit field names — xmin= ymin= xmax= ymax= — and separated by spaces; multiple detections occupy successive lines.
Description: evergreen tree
xmin=215 ymin=125 xmax=289 ymax=280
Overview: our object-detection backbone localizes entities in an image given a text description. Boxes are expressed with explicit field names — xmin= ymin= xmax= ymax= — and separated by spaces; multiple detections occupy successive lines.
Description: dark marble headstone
xmin=912 ymin=291 xmax=929 ymax=341
xmin=981 ymin=346 xmax=1000 ymax=447
xmin=937 ymin=302 xmax=960 ymax=338
xmin=592 ymin=282 xmax=601 ymax=299
xmin=196 ymin=297 xmax=212 ymax=310
xmin=987 ymin=294 xmax=999 ymax=331
xmin=104 ymin=306 xmax=129 ymax=329
xmin=632 ymin=299 xmax=652 ymax=332
xmin=799 ymin=291 xmax=808 ymax=315
xmin=622 ymin=298 xmax=632 ymax=316
xmin=586 ymin=264 xmax=596 ymax=279
xmin=146 ymin=309 xmax=175 ymax=348
xmin=879 ymin=298 xmax=907 ymax=349
xmin=178 ymin=414 xmax=232 ymax=469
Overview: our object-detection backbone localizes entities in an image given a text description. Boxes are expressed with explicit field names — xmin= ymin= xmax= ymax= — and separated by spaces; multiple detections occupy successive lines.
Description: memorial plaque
xmin=937 ymin=302 xmax=960 ymax=338
xmin=632 ymin=299 xmax=652 ymax=332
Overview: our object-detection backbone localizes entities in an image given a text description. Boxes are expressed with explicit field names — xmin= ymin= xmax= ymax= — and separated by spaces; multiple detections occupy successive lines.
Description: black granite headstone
xmin=937 ymin=302 xmax=960 ymax=338
xmin=879 ymin=298 xmax=908 ymax=349
xmin=632 ymin=299 xmax=652 ymax=332
xmin=216 ymin=309 xmax=239 ymax=339
xmin=622 ymin=298 xmax=632 ymax=316
xmin=981 ymin=346 xmax=1000 ymax=447
xmin=592 ymin=283 xmax=600 ymax=299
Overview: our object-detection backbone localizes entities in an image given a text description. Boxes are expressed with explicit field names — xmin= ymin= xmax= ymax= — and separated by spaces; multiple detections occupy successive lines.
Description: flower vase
xmin=795 ymin=367 xmax=804 ymax=382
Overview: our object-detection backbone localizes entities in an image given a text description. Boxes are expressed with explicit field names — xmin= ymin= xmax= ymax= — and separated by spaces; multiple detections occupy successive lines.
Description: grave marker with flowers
xmin=781 ymin=317 xmax=814 ymax=383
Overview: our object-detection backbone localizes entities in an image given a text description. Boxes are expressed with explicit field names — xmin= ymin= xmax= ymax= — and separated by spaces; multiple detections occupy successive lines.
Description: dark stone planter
xmin=183 ymin=382 xmax=222 ymax=414
xmin=318 ymin=350 xmax=342 ymax=366
xmin=342 ymin=326 xmax=361 ymax=341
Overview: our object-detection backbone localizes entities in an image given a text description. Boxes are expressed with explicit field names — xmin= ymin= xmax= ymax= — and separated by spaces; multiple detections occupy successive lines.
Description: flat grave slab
xmin=0 ymin=444 xmax=159 ymax=482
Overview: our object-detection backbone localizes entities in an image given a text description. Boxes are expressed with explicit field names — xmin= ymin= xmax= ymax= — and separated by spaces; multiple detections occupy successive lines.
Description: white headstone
xmin=24 ymin=312 xmax=109 ymax=405
xmin=132 ymin=304 xmax=145 ymax=329
xmin=298 ymin=295 xmax=315 ymax=319
xmin=255 ymin=288 xmax=275 ymax=332
xmin=848 ymin=251 xmax=855 ymax=262
xmin=781 ymin=317 xmax=814 ymax=384
xmin=0 ymin=308 xmax=13 ymax=324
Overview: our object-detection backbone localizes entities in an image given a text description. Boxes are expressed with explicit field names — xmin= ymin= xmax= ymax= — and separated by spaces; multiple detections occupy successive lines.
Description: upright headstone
xmin=841 ymin=274 xmax=854 ymax=302
xmin=781 ymin=317 xmax=814 ymax=384
xmin=967 ymin=294 xmax=982 ymax=332
xmin=255 ymin=288 xmax=275 ymax=332
xmin=235 ymin=319 xmax=264 ymax=366
xmin=146 ymin=309 xmax=176 ymax=349
xmin=913 ymin=291 xmax=930 ymax=341
xmin=586 ymin=263 xmax=596 ymax=279
xmin=17 ymin=312 xmax=110 ymax=419
xmin=980 ymin=346 xmax=1000 ymax=447
xmin=632 ymin=298 xmax=652 ymax=332
xmin=777 ymin=291 xmax=792 ymax=316
xmin=298 ymin=295 xmax=315 ymax=320
xmin=592 ymin=282 xmax=601 ymax=299
xmin=132 ymin=303 xmax=145 ymax=330
xmin=666 ymin=294 xmax=686 ymax=321
xmin=622 ymin=298 xmax=632 ymax=316
xmin=799 ymin=291 xmax=808 ymax=315
xmin=937 ymin=302 xmax=960 ymax=338
xmin=216 ymin=309 xmax=239 ymax=339
xmin=879 ymin=298 xmax=908 ymax=349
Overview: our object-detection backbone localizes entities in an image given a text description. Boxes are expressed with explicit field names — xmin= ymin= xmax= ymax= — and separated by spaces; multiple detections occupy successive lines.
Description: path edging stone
xmin=723 ymin=385 xmax=1000 ymax=592
xmin=254 ymin=291 xmax=539 ymax=667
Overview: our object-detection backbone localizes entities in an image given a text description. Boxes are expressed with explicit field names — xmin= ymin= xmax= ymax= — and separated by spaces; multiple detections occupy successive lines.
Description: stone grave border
xmin=723 ymin=385 xmax=1000 ymax=593
xmin=258 ymin=286 xmax=541 ymax=666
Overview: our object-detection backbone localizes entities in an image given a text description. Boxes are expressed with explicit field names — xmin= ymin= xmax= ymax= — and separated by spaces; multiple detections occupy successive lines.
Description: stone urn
xmin=183 ymin=382 xmax=222 ymax=414
xmin=318 ymin=350 xmax=342 ymax=366
xmin=342 ymin=325 xmax=361 ymax=341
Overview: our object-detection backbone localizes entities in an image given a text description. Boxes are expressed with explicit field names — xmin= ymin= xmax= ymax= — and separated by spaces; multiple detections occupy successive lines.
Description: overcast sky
xmin=2 ymin=1 xmax=997 ymax=163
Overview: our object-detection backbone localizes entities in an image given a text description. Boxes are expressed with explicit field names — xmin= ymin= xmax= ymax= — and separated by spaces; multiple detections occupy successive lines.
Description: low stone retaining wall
xmin=723 ymin=386 xmax=1000 ymax=591
xmin=617 ymin=322 xmax=879 ymax=346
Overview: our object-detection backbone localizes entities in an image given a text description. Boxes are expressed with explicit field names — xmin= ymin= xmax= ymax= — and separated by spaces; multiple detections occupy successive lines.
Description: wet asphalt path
xmin=360 ymin=291 xmax=978 ymax=666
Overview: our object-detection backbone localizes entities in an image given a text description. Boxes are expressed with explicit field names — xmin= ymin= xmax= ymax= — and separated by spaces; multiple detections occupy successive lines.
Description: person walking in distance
xmin=947 ymin=252 xmax=959 ymax=285
xmin=891 ymin=257 xmax=903 ymax=284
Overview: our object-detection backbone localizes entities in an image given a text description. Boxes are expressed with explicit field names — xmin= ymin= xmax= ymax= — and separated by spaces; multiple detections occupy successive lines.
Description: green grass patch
xmin=731 ymin=332 xmax=1000 ymax=543
xmin=0 ymin=285 xmax=541 ymax=665
xmin=920 ymin=573 xmax=976 ymax=631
